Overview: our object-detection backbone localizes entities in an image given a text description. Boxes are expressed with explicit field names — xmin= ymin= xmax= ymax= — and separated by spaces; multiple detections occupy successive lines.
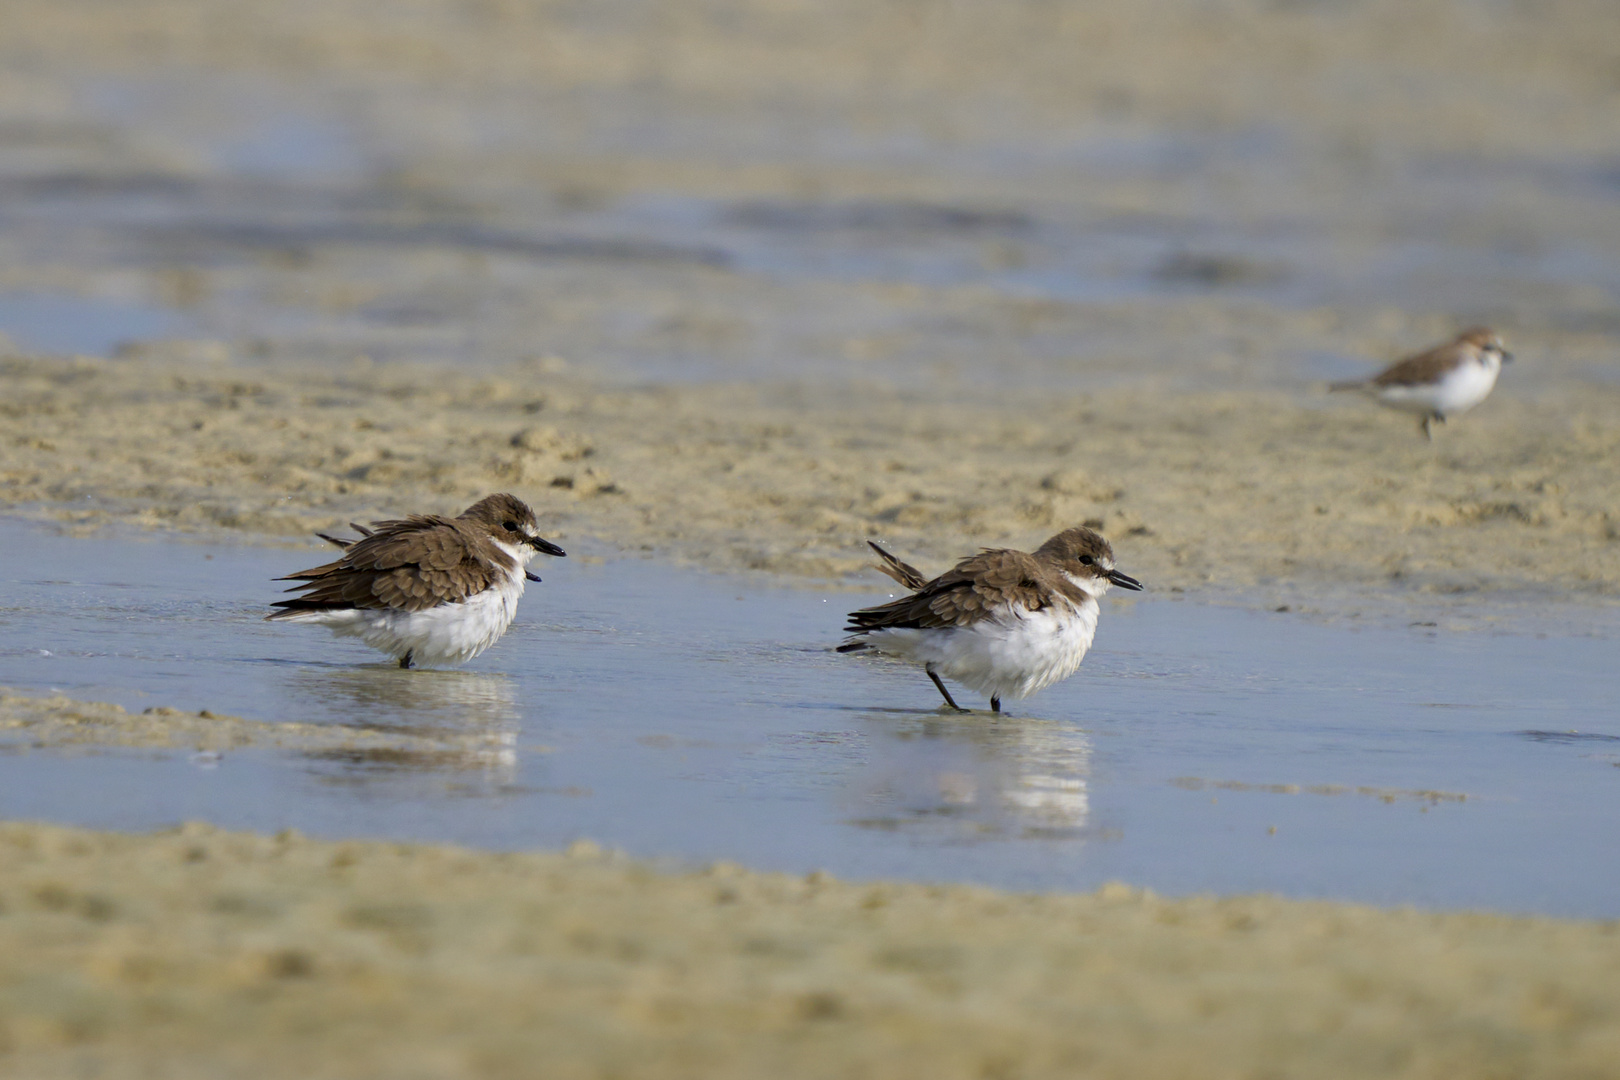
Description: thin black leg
xmin=926 ymin=664 xmax=962 ymax=711
xmin=399 ymin=650 xmax=414 ymax=670
xmin=991 ymin=695 xmax=1001 ymax=714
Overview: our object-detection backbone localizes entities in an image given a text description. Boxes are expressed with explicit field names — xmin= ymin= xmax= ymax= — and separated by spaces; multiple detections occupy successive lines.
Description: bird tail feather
xmin=867 ymin=540 xmax=929 ymax=591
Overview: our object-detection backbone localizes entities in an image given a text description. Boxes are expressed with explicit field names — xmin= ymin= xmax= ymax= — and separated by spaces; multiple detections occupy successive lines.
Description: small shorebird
xmin=1330 ymin=327 xmax=1512 ymax=439
xmin=267 ymin=493 xmax=565 ymax=669
xmin=838 ymin=528 xmax=1142 ymax=713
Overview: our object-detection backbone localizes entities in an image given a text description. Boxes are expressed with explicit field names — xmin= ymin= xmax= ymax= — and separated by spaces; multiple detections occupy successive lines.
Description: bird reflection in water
xmin=848 ymin=713 xmax=1093 ymax=840
xmin=282 ymin=667 xmax=524 ymax=786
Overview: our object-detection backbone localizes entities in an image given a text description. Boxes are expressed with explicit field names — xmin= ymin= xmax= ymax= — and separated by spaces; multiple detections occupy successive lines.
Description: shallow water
xmin=0 ymin=68 xmax=1612 ymax=383
xmin=0 ymin=292 xmax=191 ymax=357
xmin=2 ymin=519 xmax=1617 ymax=916
xmin=10 ymin=161 xmax=1614 ymax=382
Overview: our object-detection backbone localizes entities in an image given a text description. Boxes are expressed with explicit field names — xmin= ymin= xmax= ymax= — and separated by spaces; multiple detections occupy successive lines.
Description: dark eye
xmin=502 ymin=521 xmax=518 ymax=532
xmin=1078 ymin=554 xmax=1095 ymax=565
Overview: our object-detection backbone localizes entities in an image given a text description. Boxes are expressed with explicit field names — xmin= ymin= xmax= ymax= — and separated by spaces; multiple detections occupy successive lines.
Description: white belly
xmin=1373 ymin=360 xmax=1500 ymax=417
xmin=283 ymin=574 xmax=526 ymax=667
xmin=862 ymin=598 xmax=1100 ymax=701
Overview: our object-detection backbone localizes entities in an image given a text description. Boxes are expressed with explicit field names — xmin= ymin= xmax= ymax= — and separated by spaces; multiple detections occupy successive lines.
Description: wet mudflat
xmin=3 ymin=519 xmax=1616 ymax=918
xmin=2 ymin=3 xmax=1617 ymax=390
xmin=3 ymin=5 xmax=1619 ymax=1072
xmin=3 ymin=122 xmax=1616 ymax=388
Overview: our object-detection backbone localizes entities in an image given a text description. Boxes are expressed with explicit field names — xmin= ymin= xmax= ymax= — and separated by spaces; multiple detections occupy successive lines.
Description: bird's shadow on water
xmin=790 ymin=700 xmax=1049 ymax=721
xmin=213 ymin=664 xmax=530 ymax=783
xmin=238 ymin=656 xmax=383 ymax=670
xmin=819 ymin=704 xmax=1099 ymax=842
xmin=278 ymin=665 xmax=522 ymax=732
xmin=278 ymin=666 xmax=526 ymax=784
xmin=789 ymin=701 xmax=957 ymax=717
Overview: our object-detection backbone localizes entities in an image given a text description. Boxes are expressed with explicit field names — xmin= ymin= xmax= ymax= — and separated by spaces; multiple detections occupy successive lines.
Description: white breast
xmin=863 ymin=593 xmax=1102 ymax=702
xmin=282 ymin=541 xmax=533 ymax=667
xmin=377 ymin=575 xmax=527 ymax=666
xmin=1373 ymin=357 xmax=1501 ymax=417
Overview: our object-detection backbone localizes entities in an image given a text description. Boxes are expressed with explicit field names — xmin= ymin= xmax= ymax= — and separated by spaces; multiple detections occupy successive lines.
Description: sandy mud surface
xmin=0 ymin=689 xmax=525 ymax=766
xmin=1 ymin=0 xmax=1617 ymax=611
xmin=2 ymin=0 xmax=1619 ymax=1072
xmin=5 ymin=350 xmax=1619 ymax=612
xmin=2 ymin=818 xmax=1618 ymax=1080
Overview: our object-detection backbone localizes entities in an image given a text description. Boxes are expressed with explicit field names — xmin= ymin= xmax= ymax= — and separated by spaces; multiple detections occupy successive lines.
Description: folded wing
xmin=1369 ymin=341 xmax=1462 ymax=387
xmin=268 ymin=516 xmax=505 ymax=616
xmin=845 ymin=548 xmax=1055 ymax=633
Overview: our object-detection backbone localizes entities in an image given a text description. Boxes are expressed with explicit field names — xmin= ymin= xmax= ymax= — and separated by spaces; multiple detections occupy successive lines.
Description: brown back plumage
xmin=268 ymin=495 xmax=533 ymax=617
xmin=845 ymin=531 xmax=1117 ymax=634
xmin=1331 ymin=327 xmax=1503 ymax=390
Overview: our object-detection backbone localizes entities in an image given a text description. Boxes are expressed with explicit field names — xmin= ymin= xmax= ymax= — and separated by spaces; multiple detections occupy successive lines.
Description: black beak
xmin=528 ymin=536 xmax=566 ymax=558
xmin=1500 ymin=350 xmax=1514 ymax=364
xmin=1106 ymin=568 xmax=1143 ymax=591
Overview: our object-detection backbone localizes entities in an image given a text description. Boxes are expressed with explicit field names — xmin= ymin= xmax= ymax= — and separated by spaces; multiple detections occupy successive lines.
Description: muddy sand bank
xmin=0 ymin=688 xmax=523 ymax=769
xmin=5 ymin=350 xmax=1619 ymax=615
xmin=2 ymin=815 xmax=1618 ymax=1080
xmin=3 ymin=0 xmax=1619 ymax=1071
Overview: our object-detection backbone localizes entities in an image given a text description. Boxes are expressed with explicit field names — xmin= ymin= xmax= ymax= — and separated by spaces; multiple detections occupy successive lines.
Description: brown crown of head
xmin=1036 ymin=526 xmax=1143 ymax=591
xmin=459 ymin=493 xmax=539 ymax=535
xmin=1035 ymin=526 xmax=1117 ymax=574
xmin=1455 ymin=327 xmax=1503 ymax=350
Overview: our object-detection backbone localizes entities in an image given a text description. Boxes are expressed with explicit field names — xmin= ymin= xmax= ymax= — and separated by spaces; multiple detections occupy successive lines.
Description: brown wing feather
xmin=846 ymin=549 xmax=1055 ymax=633
xmin=269 ymin=516 xmax=507 ymax=615
xmin=1368 ymin=340 xmax=1465 ymax=387
xmin=867 ymin=540 xmax=930 ymax=590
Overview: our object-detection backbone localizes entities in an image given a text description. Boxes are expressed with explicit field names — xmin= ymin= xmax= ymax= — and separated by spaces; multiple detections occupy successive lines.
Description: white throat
xmin=1061 ymin=571 xmax=1109 ymax=602
xmin=491 ymin=537 xmax=537 ymax=572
